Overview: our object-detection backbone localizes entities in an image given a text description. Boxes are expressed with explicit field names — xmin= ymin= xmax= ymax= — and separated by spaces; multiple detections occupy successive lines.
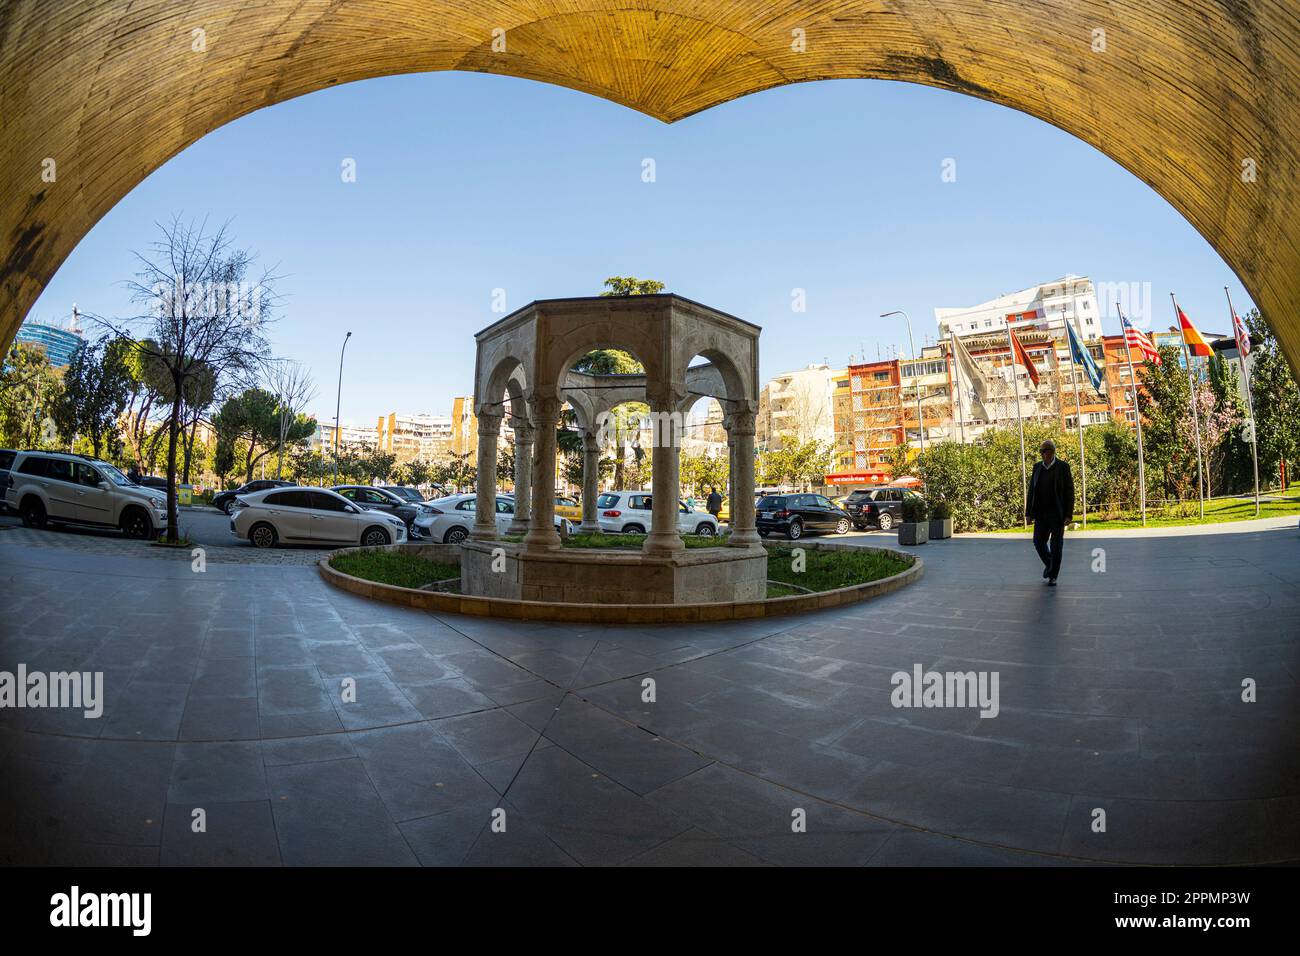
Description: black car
xmin=755 ymin=493 xmax=853 ymax=540
xmin=135 ymin=475 xmax=170 ymax=492
xmin=213 ymin=479 xmax=295 ymax=515
xmin=842 ymin=486 xmax=921 ymax=531
xmin=379 ymin=485 xmax=436 ymax=505
xmin=332 ymin=484 xmax=418 ymax=532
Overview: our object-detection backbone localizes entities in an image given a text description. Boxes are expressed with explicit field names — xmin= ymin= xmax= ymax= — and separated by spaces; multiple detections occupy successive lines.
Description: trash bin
xmin=178 ymin=484 xmax=193 ymax=506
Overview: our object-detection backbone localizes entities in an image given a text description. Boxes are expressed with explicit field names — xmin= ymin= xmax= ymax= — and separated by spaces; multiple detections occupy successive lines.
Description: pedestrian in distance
xmin=1025 ymin=439 xmax=1074 ymax=586
xmin=706 ymin=486 xmax=723 ymax=519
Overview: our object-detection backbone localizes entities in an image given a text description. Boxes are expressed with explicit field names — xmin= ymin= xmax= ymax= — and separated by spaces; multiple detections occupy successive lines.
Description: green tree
xmin=50 ymin=335 xmax=134 ymax=458
xmin=1244 ymin=309 xmax=1300 ymax=489
xmin=215 ymin=388 xmax=315 ymax=483
xmin=0 ymin=342 xmax=63 ymax=448
xmin=600 ymin=276 xmax=665 ymax=297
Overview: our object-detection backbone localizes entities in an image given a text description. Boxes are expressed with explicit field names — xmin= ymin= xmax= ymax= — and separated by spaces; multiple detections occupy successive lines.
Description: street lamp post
xmin=333 ymin=331 xmax=352 ymax=485
xmin=881 ymin=310 xmax=925 ymax=455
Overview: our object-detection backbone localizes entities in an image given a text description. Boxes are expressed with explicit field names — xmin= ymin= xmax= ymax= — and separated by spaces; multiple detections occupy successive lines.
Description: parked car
xmin=411 ymin=493 xmax=573 ymax=543
xmin=229 ymin=486 xmax=407 ymax=549
xmin=553 ymin=494 xmax=582 ymax=522
xmin=331 ymin=484 xmax=418 ymax=532
xmin=135 ymin=475 xmax=170 ymax=492
xmin=755 ymin=492 xmax=853 ymax=540
xmin=380 ymin=485 xmax=439 ymax=504
xmin=4 ymin=450 xmax=168 ymax=539
xmin=213 ymin=479 xmax=294 ymax=515
xmin=841 ymin=486 xmax=923 ymax=531
xmin=594 ymin=490 xmax=721 ymax=536
xmin=0 ymin=448 xmax=16 ymax=513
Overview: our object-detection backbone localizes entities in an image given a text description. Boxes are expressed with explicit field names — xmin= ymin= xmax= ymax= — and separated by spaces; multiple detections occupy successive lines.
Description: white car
xmin=230 ymin=486 xmax=407 ymax=549
xmin=594 ymin=490 xmax=720 ymax=536
xmin=5 ymin=450 xmax=168 ymax=539
xmin=412 ymin=493 xmax=573 ymax=544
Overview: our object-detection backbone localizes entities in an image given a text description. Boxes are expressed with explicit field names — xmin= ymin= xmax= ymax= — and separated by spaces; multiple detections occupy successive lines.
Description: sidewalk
xmin=969 ymin=514 xmax=1299 ymax=539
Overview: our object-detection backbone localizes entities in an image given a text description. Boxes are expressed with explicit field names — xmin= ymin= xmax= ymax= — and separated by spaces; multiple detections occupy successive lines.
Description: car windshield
xmin=99 ymin=463 xmax=134 ymax=487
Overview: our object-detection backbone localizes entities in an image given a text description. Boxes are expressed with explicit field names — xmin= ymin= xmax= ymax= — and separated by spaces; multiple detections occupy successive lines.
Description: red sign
xmin=825 ymin=471 xmax=888 ymax=485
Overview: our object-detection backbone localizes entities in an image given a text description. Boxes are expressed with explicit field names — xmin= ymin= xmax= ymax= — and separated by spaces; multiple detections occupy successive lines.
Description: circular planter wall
xmin=319 ymin=539 xmax=922 ymax=624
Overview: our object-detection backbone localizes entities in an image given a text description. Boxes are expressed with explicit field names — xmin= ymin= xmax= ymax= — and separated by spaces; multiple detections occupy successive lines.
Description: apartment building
xmin=756 ymin=364 xmax=843 ymax=451
xmin=376 ymin=412 xmax=454 ymax=460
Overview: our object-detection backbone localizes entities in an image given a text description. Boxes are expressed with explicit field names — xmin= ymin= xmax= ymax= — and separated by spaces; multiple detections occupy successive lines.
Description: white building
xmin=757 ymin=364 xmax=842 ymax=450
xmin=377 ymin=412 xmax=454 ymax=459
xmin=935 ymin=274 xmax=1103 ymax=343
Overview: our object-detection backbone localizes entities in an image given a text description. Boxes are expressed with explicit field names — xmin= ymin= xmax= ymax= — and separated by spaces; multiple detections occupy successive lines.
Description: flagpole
xmin=1225 ymin=287 xmax=1261 ymax=516
xmin=1171 ymin=293 xmax=1207 ymax=519
xmin=1005 ymin=321 xmax=1028 ymax=528
xmin=1120 ymin=308 xmax=1147 ymax=526
xmin=1065 ymin=309 xmax=1088 ymax=528
xmin=949 ymin=329 xmax=966 ymax=444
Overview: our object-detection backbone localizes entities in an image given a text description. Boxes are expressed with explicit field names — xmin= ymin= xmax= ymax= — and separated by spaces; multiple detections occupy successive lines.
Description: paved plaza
xmin=1 ymin=521 xmax=1297 ymax=866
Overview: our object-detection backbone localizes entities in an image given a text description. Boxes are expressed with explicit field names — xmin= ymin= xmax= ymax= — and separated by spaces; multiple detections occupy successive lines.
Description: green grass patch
xmin=765 ymin=546 xmax=912 ymax=592
xmin=766 ymin=582 xmax=806 ymax=598
xmin=991 ymin=493 xmax=1300 ymax=532
xmin=330 ymin=550 xmax=459 ymax=590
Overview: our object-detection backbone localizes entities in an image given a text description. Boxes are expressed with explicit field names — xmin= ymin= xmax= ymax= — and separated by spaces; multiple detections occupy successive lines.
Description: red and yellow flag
xmin=1177 ymin=307 xmax=1214 ymax=358
xmin=1009 ymin=329 xmax=1040 ymax=387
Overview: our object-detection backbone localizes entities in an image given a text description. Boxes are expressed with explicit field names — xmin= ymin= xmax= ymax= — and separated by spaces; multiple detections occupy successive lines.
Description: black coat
xmin=1025 ymin=459 xmax=1075 ymax=524
xmin=706 ymin=492 xmax=723 ymax=513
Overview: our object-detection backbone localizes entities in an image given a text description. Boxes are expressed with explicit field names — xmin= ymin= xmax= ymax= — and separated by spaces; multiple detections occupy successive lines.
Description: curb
xmin=318 ymin=540 xmax=923 ymax=624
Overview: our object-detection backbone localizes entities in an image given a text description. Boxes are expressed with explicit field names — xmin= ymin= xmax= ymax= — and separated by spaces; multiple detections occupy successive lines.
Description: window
xmin=45 ymin=458 xmax=73 ymax=483
xmin=18 ymin=455 xmax=48 ymax=477
xmin=596 ymin=493 xmax=619 ymax=509
xmin=495 ymin=499 xmax=513 ymax=514
xmin=455 ymin=499 xmax=476 ymax=512
xmin=630 ymin=495 xmax=650 ymax=510
xmin=75 ymin=462 xmax=102 ymax=487
xmin=310 ymin=492 xmax=350 ymax=512
xmin=272 ymin=491 xmax=314 ymax=508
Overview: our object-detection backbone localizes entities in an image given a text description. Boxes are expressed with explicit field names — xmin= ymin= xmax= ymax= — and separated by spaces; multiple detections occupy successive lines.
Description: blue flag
xmin=1066 ymin=320 xmax=1103 ymax=393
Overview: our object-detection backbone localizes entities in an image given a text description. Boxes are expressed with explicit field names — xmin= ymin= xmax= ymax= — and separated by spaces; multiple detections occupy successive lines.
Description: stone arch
xmin=3 ymin=2 xmax=1299 ymax=376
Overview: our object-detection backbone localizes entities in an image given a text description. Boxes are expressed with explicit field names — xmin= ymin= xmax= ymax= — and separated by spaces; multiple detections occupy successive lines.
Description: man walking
xmin=1025 ymin=439 xmax=1074 ymax=586
xmin=706 ymin=486 xmax=723 ymax=521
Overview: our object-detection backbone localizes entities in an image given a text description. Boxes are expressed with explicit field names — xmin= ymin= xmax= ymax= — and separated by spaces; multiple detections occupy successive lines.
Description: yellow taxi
xmin=553 ymin=495 xmax=583 ymax=522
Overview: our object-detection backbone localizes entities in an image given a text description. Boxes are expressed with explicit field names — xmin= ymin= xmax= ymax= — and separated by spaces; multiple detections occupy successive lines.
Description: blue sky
xmin=29 ymin=71 xmax=1252 ymax=425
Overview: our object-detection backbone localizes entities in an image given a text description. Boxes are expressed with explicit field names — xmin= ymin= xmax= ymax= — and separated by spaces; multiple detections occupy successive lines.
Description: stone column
xmin=580 ymin=429 xmax=601 ymax=533
xmin=507 ymin=419 xmax=534 ymax=535
xmin=471 ymin=410 xmax=503 ymax=540
xmin=523 ymin=396 xmax=561 ymax=551
xmin=724 ymin=411 xmax=737 ymax=536
xmin=728 ymin=406 xmax=761 ymax=548
xmin=644 ymin=397 xmax=685 ymax=556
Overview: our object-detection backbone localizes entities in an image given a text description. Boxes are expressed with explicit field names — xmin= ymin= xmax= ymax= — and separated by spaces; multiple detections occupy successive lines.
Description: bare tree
xmin=266 ymin=360 xmax=317 ymax=478
xmin=100 ymin=217 xmax=278 ymax=541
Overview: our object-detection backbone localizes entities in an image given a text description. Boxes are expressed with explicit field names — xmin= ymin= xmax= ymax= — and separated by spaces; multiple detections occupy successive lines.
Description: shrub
xmin=929 ymin=498 xmax=951 ymax=520
xmin=901 ymin=495 xmax=929 ymax=523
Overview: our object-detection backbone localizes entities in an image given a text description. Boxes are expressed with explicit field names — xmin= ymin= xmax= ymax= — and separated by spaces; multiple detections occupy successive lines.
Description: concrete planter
xmin=898 ymin=521 xmax=929 ymax=545
xmin=928 ymin=517 xmax=953 ymax=540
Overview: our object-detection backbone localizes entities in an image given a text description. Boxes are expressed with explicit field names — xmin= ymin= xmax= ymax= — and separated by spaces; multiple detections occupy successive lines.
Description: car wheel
xmin=877 ymin=512 xmax=894 ymax=531
xmin=120 ymin=506 xmax=153 ymax=540
xmin=787 ymin=519 xmax=803 ymax=540
xmin=20 ymin=497 xmax=47 ymax=529
xmin=444 ymin=525 xmax=469 ymax=544
xmin=362 ymin=526 xmax=391 ymax=547
xmin=222 ymin=499 xmax=235 ymax=516
xmin=836 ymin=517 xmax=851 ymax=535
xmin=249 ymin=522 xmax=278 ymax=549
xmin=694 ymin=522 xmax=715 ymax=536
xmin=623 ymin=524 xmax=645 ymax=534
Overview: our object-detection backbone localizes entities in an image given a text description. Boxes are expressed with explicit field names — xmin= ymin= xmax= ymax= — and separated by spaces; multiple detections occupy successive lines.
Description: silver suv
xmin=4 ymin=451 xmax=169 ymax=539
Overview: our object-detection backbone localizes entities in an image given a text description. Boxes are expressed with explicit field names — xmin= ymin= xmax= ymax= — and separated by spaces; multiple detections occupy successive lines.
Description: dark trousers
xmin=1032 ymin=517 xmax=1065 ymax=578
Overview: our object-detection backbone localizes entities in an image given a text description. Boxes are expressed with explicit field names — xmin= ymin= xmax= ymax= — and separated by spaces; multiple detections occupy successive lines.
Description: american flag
xmin=1122 ymin=315 xmax=1162 ymax=365
xmin=1231 ymin=308 xmax=1252 ymax=357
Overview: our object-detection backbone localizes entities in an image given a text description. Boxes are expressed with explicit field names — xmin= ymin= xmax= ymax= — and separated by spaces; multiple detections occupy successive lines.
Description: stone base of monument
xmin=460 ymin=539 xmax=767 ymax=604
